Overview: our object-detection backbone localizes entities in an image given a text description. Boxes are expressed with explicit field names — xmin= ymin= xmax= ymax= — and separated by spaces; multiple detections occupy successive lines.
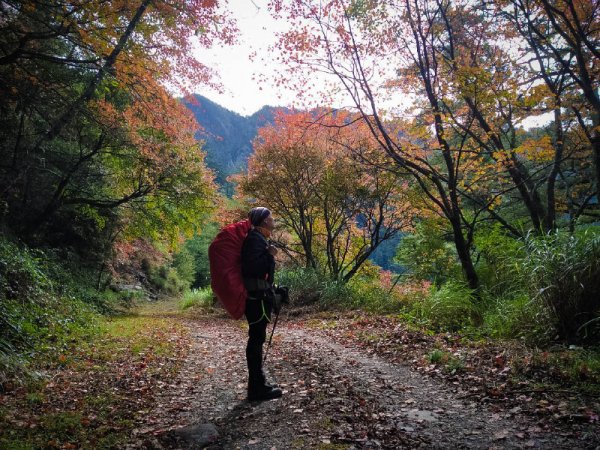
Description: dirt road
xmin=131 ymin=313 xmax=599 ymax=449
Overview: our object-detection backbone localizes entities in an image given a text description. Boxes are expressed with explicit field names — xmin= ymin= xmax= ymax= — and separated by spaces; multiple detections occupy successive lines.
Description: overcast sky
xmin=193 ymin=1 xmax=549 ymax=128
xmin=192 ymin=1 xmax=295 ymax=116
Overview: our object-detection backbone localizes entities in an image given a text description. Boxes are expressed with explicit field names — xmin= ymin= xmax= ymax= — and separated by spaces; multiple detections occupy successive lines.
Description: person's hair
xmin=248 ymin=207 xmax=271 ymax=226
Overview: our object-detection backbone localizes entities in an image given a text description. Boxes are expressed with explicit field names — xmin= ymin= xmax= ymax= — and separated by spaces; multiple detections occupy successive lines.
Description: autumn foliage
xmin=0 ymin=0 xmax=236 ymax=252
xmin=236 ymin=110 xmax=413 ymax=282
xmin=266 ymin=0 xmax=598 ymax=294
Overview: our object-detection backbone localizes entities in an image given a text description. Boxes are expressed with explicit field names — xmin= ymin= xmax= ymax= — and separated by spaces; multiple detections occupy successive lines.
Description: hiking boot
xmin=247 ymin=385 xmax=283 ymax=402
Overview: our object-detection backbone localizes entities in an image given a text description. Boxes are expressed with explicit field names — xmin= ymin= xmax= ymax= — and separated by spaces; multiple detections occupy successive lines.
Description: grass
xmin=427 ymin=349 xmax=446 ymax=363
xmin=522 ymin=230 xmax=600 ymax=343
xmin=0 ymin=308 xmax=188 ymax=449
xmin=426 ymin=349 xmax=464 ymax=373
xmin=179 ymin=287 xmax=214 ymax=310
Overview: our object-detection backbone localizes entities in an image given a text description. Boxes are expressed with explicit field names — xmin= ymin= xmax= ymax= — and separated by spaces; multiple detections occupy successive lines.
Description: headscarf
xmin=248 ymin=207 xmax=271 ymax=227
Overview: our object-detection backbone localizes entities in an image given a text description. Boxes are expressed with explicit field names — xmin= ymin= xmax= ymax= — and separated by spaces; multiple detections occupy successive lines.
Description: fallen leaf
xmin=494 ymin=430 xmax=510 ymax=440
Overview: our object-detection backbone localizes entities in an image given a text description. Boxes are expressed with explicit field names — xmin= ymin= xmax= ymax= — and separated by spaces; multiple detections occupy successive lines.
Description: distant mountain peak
xmin=183 ymin=95 xmax=280 ymax=188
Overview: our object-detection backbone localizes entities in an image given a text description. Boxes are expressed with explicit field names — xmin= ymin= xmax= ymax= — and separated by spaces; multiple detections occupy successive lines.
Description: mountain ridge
xmin=183 ymin=94 xmax=286 ymax=189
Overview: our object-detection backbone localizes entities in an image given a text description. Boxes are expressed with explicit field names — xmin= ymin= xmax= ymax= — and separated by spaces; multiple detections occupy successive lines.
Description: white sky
xmin=193 ymin=1 xmax=551 ymax=129
xmin=193 ymin=1 xmax=296 ymax=116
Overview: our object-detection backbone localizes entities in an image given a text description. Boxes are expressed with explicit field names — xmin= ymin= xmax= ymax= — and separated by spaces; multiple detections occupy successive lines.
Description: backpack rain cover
xmin=208 ymin=219 xmax=252 ymax=319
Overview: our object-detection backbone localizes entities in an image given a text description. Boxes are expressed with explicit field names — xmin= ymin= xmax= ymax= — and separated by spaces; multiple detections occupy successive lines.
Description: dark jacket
xmin=241 ymin=228 xmax=275 ymax=286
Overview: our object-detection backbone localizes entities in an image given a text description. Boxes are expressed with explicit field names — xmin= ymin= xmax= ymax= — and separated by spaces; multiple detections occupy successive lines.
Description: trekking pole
xmin=263 ymin=310 xmax=280 ymax=364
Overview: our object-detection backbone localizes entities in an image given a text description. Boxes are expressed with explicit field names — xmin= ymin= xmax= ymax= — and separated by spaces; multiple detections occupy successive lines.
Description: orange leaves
xmin=32 ymin=0 xmax=238 ymax=94
xmin=238 ymin=109 xmax=413 ymax=279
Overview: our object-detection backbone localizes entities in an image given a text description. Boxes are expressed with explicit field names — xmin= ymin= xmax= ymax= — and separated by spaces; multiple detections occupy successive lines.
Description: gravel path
xmin=131 ymin=314 xmax=599 ymax=449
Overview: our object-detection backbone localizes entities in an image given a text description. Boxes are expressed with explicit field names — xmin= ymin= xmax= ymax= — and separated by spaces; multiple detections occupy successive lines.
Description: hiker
xmin=242 ymin=207 xmax=283 ymax=402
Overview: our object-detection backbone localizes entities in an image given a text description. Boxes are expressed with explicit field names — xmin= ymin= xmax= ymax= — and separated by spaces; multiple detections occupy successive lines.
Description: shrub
xmin=103 ymin=289 xmax=146 ymax=310
xmin=0 ymin=240 xmax=53 ymax=303
xmin=345 ymin=275 xmax=408 ymax=313
xmin=395 ymin=220 xmax=461 ymax=286
xmin=475 ymin=225 xmax=528 ymax=297
xmin=276 ymin=267 xmax=360 ymax=309
xmin=379 ymin=270 xmax=431 ymax=308
xmin=183 ymin=222 xmax=219 ymax=288
xmin=411 ymin=280 xmax=477 ymax=331
xmin=276 ymin=267 xmax=326 ymax=306
xmin=172 ymin=247 xmax=196 ymax=288
xmin=0 ymin=238 xmax=99 ymax=383
xmin=164 ymin=267 xmax=187 ymax=295
xmin=522 ymin=229 xmax=600 ymax=343
xmin=147 ymin=263 xmax=188 ymax=296
xmin=320 ymin=279 xmax=353 ymax=308
xmin=277 ymin=266 xmax=428 ymax=313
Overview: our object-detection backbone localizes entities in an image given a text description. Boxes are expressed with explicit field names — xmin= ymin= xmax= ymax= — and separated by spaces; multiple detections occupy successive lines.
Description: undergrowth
xmin=180 ymin=287 xmax=214 ymax=310
xmin=0 ymin=314 xmax=186 ymax=449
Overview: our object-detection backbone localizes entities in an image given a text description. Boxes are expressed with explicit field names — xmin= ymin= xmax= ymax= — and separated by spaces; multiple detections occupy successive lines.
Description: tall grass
xmin=280 ymin=226 xmax=600 ymax=346
xmin=276 ymin=267 xmax=426 ymax=313
xmin=522 ymin=229 xmax=600 ymax=343
xmin=410 ymin=280 xmax=477 ymax=331
xmin=277 ymin=267 xmax=380 ymax=310
xmin=276 ymin=267 xmax=325 ymax=306
xmin=179 ymin=287 xmax=214 ymax=310
xmin=483 ymin=293 xmax=554 ymax=344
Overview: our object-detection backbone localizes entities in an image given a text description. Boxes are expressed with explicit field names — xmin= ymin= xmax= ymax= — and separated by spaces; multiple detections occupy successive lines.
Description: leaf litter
xmin=3 ymin=307 xmax=598 ymax=449
xmin=131 ymin=309 xmax=598 ymax=449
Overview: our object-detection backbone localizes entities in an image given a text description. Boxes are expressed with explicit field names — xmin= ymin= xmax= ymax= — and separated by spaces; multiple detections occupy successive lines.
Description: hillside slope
xmin=183 ymin=95 xmax=283 ymax=189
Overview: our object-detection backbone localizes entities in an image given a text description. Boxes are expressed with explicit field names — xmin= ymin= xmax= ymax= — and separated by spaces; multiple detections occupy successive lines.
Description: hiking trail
xmin=128 ymin=310 xmax=599 ymax=449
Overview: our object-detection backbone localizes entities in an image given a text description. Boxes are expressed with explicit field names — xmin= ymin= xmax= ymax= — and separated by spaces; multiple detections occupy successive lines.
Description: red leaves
xmin=494 ymin=352 xmax=506 ymax=368
xmin=238 ymin=109 xmax=414 ymax=279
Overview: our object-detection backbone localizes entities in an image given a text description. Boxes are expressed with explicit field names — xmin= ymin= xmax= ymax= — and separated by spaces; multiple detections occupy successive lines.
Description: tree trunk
xmin=592 ymin=114 xmax=600 ymax=193
xmin=450 ymin=214 xmax=479 ymax=290
xmin=545 ymin=105 xmax=564 ymax=231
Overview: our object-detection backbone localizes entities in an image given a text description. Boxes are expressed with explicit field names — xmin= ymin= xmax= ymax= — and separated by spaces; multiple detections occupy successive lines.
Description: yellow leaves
xmin=523 ymin=84 xmax=552 ymax=108
xmin=515 ymin=135 xmax=555 ymax=162
xmin=489 ymin=195 xmax=503 ymax=210
xmin=454 ymin=65 xmax=492 ymax=98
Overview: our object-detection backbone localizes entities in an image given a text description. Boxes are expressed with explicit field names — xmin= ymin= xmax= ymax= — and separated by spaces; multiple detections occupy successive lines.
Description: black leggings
xmin=245 ymin=296 xmax=272 ymax=387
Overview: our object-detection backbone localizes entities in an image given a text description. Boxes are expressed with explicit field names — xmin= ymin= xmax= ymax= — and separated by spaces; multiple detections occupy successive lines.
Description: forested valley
xmin=1 ymin=1 xmax=599 ymax=448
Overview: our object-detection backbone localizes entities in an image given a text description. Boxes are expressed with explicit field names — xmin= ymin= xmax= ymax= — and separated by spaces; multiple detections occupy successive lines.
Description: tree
xmin=506 ymin=0 xmax=600 ymax=190
xmin=269 ymin=0 xmax=485 ymax=288
xmin=236 ymin=110 xmax=412 ymax=282
xmin=0 ymin=0 xmax=235 ymax=247
xmin=501 ymin=0 xmax=598 ymax=226
xmin=268 ymin=0 xmax=597 ymax=289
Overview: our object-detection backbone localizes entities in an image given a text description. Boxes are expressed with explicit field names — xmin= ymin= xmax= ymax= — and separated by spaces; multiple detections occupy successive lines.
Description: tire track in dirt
xmin=279 ymin=325 xmax=598 ymax=449
xmin=130 ymin=315 xmax=597 ymax=449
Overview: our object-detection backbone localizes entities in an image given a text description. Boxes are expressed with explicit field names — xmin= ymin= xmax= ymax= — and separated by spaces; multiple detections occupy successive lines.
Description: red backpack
xmin=208 ymin=219 xmax=252 ymax=319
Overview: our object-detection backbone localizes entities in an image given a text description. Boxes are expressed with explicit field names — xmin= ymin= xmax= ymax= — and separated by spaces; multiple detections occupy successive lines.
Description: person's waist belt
xmin=243 ymin=277 xmax=272 ymax=291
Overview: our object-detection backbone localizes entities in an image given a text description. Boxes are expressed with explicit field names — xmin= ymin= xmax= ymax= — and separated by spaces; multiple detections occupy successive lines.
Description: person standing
xmin=241 ymin=207 xmax=283 ymax=401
